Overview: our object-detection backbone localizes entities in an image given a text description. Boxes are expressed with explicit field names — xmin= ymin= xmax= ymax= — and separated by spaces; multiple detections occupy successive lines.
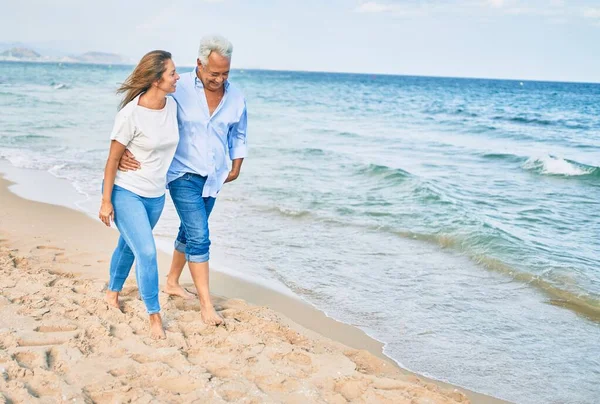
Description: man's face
xmin=198 ymin=51 xmax=231 ymax=92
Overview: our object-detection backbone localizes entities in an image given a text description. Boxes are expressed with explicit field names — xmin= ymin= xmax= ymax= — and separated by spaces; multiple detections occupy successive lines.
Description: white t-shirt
xmin=111 ymin=95 xmax=179 ymax=197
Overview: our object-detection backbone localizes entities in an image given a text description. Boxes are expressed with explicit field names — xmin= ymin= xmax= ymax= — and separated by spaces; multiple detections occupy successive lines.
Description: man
xmin=119 ymin=35 xmax=248 ymax=325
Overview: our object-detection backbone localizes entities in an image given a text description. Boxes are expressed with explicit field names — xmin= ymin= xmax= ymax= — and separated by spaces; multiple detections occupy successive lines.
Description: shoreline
xmin=0 ymin=163 xmax=507 ymax=403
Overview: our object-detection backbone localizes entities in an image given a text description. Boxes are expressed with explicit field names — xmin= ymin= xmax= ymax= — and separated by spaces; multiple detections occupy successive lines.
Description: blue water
xmin=1 ymin=61 xmax=599 ymax=403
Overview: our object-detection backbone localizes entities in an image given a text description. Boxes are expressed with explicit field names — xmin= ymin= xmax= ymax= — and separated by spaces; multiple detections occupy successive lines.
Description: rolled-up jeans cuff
xmin=147 ymin=308 xmax=160 ymax=315
xmin=186 ymin=252 xmax=210 ymax=263
xmin=143 ymin=294 xmax=161 ymax=315
xmin=174 ymin=239 xmax=186 ymax=253
xmin=108 ymin=277 xmax=126 ymax=292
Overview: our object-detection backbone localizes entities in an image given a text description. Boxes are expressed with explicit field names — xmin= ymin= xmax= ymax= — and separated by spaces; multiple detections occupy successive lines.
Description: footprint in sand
xmin=9 ymin=324 xmax=81 ymax=376
xmin=35 ymin=245 xmax=65 ymax=251
xmin=12 ymin=350 xmax=45 ymax=369
xmin=18 ymin=323 xmax=80 ymax=347
xmin=34 ymin=325 xmax=78 ymax=333
xmin=108 ymin=324 xmax=135 ymax=340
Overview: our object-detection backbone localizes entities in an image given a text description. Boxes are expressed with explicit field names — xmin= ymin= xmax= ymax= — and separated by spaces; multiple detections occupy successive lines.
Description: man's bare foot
xmin=104 ymin=291 xmax=120 ymax=310
xmin=163 ymin=283 xmax=196 ymax=300
xmin=149 ymin=313 xmax=166 ymax=340
xmin=200 ymin=304 xmax=224 ymax=326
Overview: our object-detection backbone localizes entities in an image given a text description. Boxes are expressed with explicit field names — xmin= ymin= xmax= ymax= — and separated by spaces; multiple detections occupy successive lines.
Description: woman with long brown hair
xmin=99 ymin=50 xmax=180 ymax=339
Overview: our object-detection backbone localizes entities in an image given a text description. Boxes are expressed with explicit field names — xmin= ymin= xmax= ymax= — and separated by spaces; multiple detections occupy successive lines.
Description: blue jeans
xmin=108 ymin=184 xmax=165 ymax=314
xmin=168 ymin=173 xmax=216 ymax=263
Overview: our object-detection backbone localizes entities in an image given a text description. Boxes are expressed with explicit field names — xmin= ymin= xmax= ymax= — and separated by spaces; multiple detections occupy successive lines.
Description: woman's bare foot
xmin=104 ymin=290 xmax=120 ymax=310
xmin=149 ymin=313 xmax=166 ymax=340
xmin=163 ymin=282 xmax=196 ymax=300
xmin=200 ymin=304 xmax=224 ymax=326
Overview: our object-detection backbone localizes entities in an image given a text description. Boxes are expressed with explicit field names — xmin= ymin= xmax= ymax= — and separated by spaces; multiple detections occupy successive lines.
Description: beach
xmin=0 ymin=168 xmax=510 ymax=403
xmin=2 ymin=61 xmax=600 ymax=403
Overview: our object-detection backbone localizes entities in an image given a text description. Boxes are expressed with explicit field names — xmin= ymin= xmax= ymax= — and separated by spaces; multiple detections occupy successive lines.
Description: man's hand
xmin=118 ymin=149 xmax=141 ymax=171
xmin=225 ymin=158 xmax=243 ymax=184
xmin=224 ymin=170 xmax=240 ymax=184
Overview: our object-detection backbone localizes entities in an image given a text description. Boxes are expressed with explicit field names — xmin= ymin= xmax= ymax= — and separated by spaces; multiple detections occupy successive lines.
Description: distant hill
xmin=0 ymin=46 xmax=133 ymax=65
xmin=1 ymin=47 xmax=41 ymax=59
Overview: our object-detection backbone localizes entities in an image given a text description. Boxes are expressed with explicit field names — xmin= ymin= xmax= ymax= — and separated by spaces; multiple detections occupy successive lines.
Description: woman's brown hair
xmin=117 ymin=50 xmax=172 ymax=110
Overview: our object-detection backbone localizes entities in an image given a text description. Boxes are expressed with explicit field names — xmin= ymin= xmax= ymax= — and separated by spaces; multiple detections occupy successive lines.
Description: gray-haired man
xmin=120 ymin=35 xmax=248 ymax=325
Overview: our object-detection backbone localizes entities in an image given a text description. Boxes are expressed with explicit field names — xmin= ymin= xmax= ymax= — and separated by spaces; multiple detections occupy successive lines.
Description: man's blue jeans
xmin=108 ymin=184 xmax=164 ymax=314
xmin=168 ymin=173 xmax=216 ymax=263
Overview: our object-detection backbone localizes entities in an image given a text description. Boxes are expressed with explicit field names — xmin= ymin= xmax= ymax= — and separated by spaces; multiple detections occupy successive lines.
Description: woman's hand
xmin=99 ymin=200 xmax=114 ymax=227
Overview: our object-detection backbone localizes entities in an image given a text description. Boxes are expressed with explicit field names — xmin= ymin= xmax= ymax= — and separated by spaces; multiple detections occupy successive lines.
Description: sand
xmin=0 ymin=172 xmax=501 ymax=403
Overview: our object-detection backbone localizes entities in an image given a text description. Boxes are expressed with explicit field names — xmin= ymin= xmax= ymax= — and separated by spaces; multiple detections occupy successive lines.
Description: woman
xmin=99 ymin=50 xmax=180 ymax=339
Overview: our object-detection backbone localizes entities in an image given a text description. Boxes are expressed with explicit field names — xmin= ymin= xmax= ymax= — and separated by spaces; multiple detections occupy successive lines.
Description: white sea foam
xmin=522 ymin=155 xmax=595 ymax=176
xmin=0 ymin=147 xmax=55 ymax=170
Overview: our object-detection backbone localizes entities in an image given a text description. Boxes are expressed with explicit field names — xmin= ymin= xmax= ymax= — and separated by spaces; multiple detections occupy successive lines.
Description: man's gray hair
xmin=198 ymin=35 xmax=233 ymax=65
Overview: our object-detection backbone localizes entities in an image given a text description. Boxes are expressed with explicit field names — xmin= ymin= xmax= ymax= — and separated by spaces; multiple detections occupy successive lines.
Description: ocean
xmin=1 ymin=61 xmax=599 ymax=403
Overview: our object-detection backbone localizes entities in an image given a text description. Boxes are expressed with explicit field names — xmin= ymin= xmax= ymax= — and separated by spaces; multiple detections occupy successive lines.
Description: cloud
xmin=482 ymin=0 xmax=592 ymax=19
xmin=501 ymin=7 xmax=562 ymax=17
xmin=355 ymin=2 xmax=395 ymax=13
xmin=353 ymin=1 xmax=451 ymax=16
xmin=354 ymin=2 xmax=416 ymax=15
xmin=583 ymin=7 xmax=600 ymax=19
xmin=353 ymin=0 xmax=598 ymax=22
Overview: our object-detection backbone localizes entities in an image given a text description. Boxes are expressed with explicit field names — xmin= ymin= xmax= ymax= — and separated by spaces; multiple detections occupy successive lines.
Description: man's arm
xmin=225 ymin=103 xmax=248 ymax=183
xmin=118 ymin=149 xmax=141 ymax=171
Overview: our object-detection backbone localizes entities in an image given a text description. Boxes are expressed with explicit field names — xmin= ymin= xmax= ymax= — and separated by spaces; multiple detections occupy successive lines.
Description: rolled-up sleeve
xmin=109 ymin=111 xmax=135 ymax=146
xmin=228 ymin=104 xmax=248 ymax=160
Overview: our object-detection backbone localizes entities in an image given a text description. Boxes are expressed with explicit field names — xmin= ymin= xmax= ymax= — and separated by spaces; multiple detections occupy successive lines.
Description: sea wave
xmin=0 ymin=146 xmax=71 ymax=171
xmin=337 ymin=131 xmax=360 ymax=138
xmin=480 ymin=152 xmax=527 ymax=163
xmin=354 ymin=163 xmax=412 ymax=183
xmin=261 ymin=205 xmax=313 ymax=219
xmin=453 ymin=107 xmax=479 ymax=117
xmin=301 ymin=211 xmax=600 ymax=321
xmin=385 ymin=228 xmax=600 ymax=322
xmin=302 ymin=147 xmax=326 ymax=156
xmin=492 ymin=115 xmax=589 ymax=130
xmin=248 ymin=192 xmax=600 ymax=323
xmin=494 ymin=115 xmax=554 ymax=126
xmin=423 ymin=105 xmax=479 ymax=118
xmin=0 ymin=134 xmax=53 ymax=146
xmin=270 ymin=146 xmax=331 ymax=158
xmin=522 ymin=155 xmax=599 ymax=177
xmin=469 ymin=124 xmax=498 ymax=133
xmin=52 ymin=83 xmax=70 ymax=90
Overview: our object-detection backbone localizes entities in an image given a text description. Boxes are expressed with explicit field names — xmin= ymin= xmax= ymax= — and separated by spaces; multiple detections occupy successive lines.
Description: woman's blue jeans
xmin=108 ymin=184 xmax=165 ymax=314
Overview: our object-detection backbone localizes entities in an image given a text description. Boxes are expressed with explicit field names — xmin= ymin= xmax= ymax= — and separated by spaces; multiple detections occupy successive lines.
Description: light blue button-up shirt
xmin=167 ymin=70 xmax=248 ymax=197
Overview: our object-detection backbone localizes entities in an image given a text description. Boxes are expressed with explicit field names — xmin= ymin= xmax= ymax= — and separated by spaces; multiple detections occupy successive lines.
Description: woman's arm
xmin=99 ymin=140 xmax=127 ymax=227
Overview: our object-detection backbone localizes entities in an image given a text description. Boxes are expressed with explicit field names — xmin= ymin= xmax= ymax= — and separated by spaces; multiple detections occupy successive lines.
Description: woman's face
xmin=157 ymin=59 xmax=179 ymax=93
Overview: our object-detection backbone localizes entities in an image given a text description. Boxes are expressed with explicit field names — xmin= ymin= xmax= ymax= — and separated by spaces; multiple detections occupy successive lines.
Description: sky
xmin=1 ymin=0 xmax=599 ymax=82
